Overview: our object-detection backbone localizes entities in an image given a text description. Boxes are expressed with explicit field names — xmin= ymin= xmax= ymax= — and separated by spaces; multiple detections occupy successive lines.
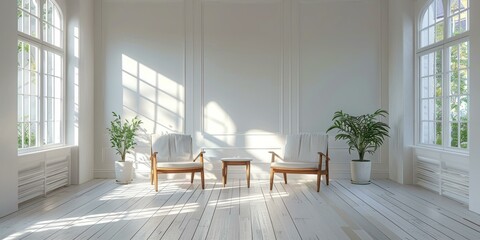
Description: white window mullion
xmin=442 ymin=46 xmax=449 ymax=148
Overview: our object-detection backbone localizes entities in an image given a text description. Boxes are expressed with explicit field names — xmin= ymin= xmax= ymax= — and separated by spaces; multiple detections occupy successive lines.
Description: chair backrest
xmin=169 ymin=134 xmax=193 ymax=162
xmin=151 ymin=133 xmax=192 ymax=162
xmin=283 ymin=133 xmax=328 ymax=162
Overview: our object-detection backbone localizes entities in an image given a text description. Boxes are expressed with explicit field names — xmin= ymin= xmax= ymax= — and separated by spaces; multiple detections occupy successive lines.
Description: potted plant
xmin=327 ymin=109 xmax=389 ymax=184
xmin=107 ymin=112 xmax=142 ymax=184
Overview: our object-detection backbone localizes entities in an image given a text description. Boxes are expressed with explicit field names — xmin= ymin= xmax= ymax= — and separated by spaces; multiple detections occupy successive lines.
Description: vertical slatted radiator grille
xmin=18 ymin=148 xmax=71 ymax=203
xmin=415 ymin=155 xmax=469 ymax=204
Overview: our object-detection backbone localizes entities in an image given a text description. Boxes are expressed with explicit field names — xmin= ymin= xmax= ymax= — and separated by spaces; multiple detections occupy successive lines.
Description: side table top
xmin=221 ymin=157 xmax=252 ymax=162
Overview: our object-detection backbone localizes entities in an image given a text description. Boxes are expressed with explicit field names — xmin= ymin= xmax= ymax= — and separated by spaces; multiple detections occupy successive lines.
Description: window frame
xmin=17 ymin=0 xmax=66 ymax=154
xmin=415 ymin=0 xmax=470 ymax=152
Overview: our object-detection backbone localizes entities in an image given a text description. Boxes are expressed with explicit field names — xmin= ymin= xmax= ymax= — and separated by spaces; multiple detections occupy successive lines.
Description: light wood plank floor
xmin=1 ymin=178 xmax=480 ymax=240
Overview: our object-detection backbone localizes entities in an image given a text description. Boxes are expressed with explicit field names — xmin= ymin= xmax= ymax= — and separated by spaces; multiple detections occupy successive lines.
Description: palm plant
xmin=327 ymin=109 xmax=389 ymax=161
xmin=107 ymin=112 xmax=143 ymax=162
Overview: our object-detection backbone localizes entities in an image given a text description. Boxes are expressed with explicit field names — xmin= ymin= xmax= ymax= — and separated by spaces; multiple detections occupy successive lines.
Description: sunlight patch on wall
xmin=121 ymin=54 xmax=184 ymax=134
xmin=204 ymin=101 xmax=236 ymax=134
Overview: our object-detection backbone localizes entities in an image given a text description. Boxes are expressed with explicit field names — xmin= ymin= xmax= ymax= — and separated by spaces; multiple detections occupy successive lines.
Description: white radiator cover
xmin=18 ymin=147 xmax=71 ymax=203
xmin=414 ymin=147 xmax=469 ymax=204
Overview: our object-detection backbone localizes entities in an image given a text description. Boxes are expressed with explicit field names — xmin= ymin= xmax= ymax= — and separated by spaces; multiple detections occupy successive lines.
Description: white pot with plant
xmin=107 ymin=112 xmax=142 ymax=184
xmin=327 ymin=109 xmax=389 ymax=184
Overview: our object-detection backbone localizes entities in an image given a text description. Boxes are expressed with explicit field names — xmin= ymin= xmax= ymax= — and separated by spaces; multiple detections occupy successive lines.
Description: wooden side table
xmin=221 ymin=158 xmax=252 ymax=188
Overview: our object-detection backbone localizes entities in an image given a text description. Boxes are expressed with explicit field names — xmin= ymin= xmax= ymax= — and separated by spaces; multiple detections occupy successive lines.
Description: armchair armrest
xmin=269 ymin=151 xmax=283 ymax=163
xmin=318 ymin=152 xmax=330 ymax=161
xmin=317 ymin=152 xmax=330 ymax=171
xmin=193 ymin=150 xmax=206 ymax=163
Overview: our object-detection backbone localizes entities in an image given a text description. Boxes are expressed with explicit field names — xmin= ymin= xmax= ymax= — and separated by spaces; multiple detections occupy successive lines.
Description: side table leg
xmin=247 ymin=162 xmax=250 ymax=188
xmin=222 ymin=162 xmax=225 ymax=187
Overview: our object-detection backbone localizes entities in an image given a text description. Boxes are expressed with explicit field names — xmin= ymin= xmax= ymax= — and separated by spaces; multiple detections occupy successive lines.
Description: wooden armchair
xmin=269 ymin=134 xmax=329 ymax=192
xmin=150 ymin=134 xmax=205 ymax=191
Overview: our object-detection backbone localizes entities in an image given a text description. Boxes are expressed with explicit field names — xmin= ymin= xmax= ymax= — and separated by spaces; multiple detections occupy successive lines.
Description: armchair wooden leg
xmin=316 ymin=171 xmax=321 ymax=192
xmin=326 ymin=172 xmax=330 ymax=185
xmin=201 ymin=169 xmax=205 ymax=189
xmin=283 ymin=173 xmax=287 ymax=184
xmin=269 ymin=169 xmax=274 ymax=191
xmin=191 ymin=172 xmax=195 ymax=183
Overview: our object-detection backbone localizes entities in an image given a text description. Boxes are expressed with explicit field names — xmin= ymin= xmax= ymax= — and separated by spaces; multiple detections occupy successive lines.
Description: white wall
xmin=388 ymin=0 xmax=414 ymax=184
xmin=0 ymin=0 xmax=19 ymax=217
xmin=94 ymin=0 xmax=389 ymax=179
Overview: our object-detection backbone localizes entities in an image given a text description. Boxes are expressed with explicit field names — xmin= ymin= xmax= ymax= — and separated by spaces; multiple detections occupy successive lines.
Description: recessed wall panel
xmin=103 ymin=0 xmax=186 ymax=134
xmin=202 ymin=0 xmax=283 ymax=135
xmin=298 ymin=0 xmax=382 ymax=132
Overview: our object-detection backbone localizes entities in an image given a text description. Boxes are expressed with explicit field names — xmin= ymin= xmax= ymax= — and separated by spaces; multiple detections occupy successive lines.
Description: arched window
xmin=17 ymin=0 xmax=64 ymax=150
xmin=417 ymin=0 xmax=469 ymax=149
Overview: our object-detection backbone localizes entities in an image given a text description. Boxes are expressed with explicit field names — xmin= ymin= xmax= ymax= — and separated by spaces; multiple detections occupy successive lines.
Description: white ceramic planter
xmin=115 ymin=161 xmax=133 ymax=184
xmin=350 ymin=160 xmax=371 ymax=184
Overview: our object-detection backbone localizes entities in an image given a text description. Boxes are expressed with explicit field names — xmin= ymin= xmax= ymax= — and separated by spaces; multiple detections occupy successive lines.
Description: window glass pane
xmin=54 ymin=53 xmax=62 ymax=77
xmin=459 ymin=41 xmax=468 ymax=69
xmin=29 ymin=122 xmax=37 ymax=147
xmin=421 ymin=55 xmax=429 ymax=76
xmin=54 ymin=77 xmax=61 ymax=98
xmin=30 ymin=45 xmax=38 ymax=71
xmin=30 ymin=96 xmax=37 ymax=122
xmin=428 ymin=3 xmax=435 ymax=25
xmin=54 ymin=99 xmax=61 ymax=120
xmin=17 ymin=68 xmax=23 ymax=95
xmin=23 ymin=0 xmax=30 ymax=11
xmin=450 ymin=44 xmax=458 ymax=71
xmin=450 ymin=0 xmax=459 ymax=14
xmin=450 ymin=97 xmax=458 ymax=121
xmin=435 ymin=122 xmax=442 ymax=145
xmin=17 ymin=9 xmax=23 ymax=32
xmin=434 ymin=22 xmax=444 ymax=42
xmin=428 ymin=77 xmax=435 ymax=97
xmin=450 ymin=72 xmax=458 ymax=95
xmin=428 ymin=26 xmax=435 ymax=46
xmin=30 ymin=14 xmax=37 ymax=37
xmin=428 ymin=52 xmax=434 ymax=75
xmin=421 ymin=122 xmax=429 ymax=144
xmin=30 ymin=72 xmax=38 ymax=95
xmin=18 ymin=95 xmax=23 ymax=122
xmin=460 ymin=122 xmax=467 ymax=148
xmin=23 ymin=69 xmax=30 ymax=95
xmin=459 ymin=11 xmax=468 ymax=33
xmin=54 ymin=121 xmax=61 ymax=143
xmin=435 ymin=74 xmax=442 ymax=96
xmin=435 ymin=50 xmax=442 ymax=74
xmin=23 ymin=43 xmax=30 ymax=70
xmin=23 ymin=12 xmax=30 ymax=36
xmin=459 ymin=96 xmax=468 ymax=121
xmin=428 ymin=99 xmax=435 ymax=120
xmin=17 ymin=123 xmax=23 ymax=148
xmin=450 ymin=122 xmax=459 ymax=147
xmin=421 ymin=77 xmax=429 ymax=98
xmin=30 ymin=0 xmax=37 ymax=15
xmin=435 ymin=98 xmax=442 ymax=120
xmin=46 ymin=98 xmax=53 ymax=121
xmin=421 ymin=100 xmax=429 ymax=121
xmin=435 ymin=0 xmax=444 ymax=21
xmin=459 ymin=69 xmax=468 ymax=94
xmin=422 ymin=12 xmax=429 ymax=29
xmin=421 ymin=29 xmax=428 ymax=48
xmin=23 ymin=96 xmax=29 ymax=122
